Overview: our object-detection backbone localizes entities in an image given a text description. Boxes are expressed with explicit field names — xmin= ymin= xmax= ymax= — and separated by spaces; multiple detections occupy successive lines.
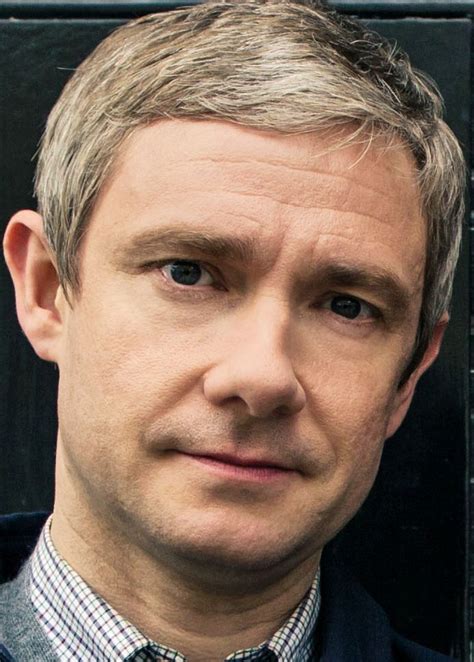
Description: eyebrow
xmin=113 ymin=228 xmax=258 ymax=267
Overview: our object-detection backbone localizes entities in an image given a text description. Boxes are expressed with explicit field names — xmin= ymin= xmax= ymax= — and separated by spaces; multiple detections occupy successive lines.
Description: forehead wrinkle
xmin=175 ymin=155 xmax=417 ymax=204
xmin=200 ymin=189 xmax=401 ymax=227
xmin=135 ymin=184 xmax=399 ymax=228
xmin=147 ymin=166 xmax=420 ymax=227
xmin=306 ymin=227 xmax=426 ymax=257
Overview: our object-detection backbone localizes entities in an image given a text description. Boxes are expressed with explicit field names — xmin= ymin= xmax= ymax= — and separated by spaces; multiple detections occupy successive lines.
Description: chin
xmin=162 ymin=540 xmax=304 ymax=591
xmin=141 ymin=514 xmax=324 ymax=587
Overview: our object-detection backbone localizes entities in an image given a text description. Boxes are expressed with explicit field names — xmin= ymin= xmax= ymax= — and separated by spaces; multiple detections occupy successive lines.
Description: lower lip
xmin=185 ymin=454 xmax=293 ymax=483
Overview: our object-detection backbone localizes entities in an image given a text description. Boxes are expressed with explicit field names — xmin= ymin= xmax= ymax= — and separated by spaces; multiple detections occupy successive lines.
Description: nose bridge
xmin=240 ymin=293 xmax=292 ymax=363
xmin=203 ymin=293 xmax=306 ymax=418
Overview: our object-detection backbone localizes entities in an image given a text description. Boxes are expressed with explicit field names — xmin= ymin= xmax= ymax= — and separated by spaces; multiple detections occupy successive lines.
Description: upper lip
xmin=184 ymin=451 xmax=294 ymax=471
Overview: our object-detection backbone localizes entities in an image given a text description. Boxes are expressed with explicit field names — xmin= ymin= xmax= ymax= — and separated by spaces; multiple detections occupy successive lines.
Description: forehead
xmin=110 ymin=119 xmax=421 ymax=213
xmin=87 ymin=119 xmax=425 ymax=283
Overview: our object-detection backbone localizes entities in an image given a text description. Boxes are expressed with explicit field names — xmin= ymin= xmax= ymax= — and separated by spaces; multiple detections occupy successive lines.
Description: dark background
xmin=0 ymin=1 xmax=470 ymax=659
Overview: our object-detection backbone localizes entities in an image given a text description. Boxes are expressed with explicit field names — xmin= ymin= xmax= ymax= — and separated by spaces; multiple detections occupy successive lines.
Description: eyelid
xmin=145 ymin=257 xmax=213 ymax=273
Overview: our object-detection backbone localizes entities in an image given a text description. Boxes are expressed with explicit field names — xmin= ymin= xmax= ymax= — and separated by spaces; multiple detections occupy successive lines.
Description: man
xmin=0 ymin=0 xmax=465 ymax=659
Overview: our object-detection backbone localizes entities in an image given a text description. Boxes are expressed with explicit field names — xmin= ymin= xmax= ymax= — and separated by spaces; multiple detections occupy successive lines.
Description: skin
xmin=4 ymin=120 xmax=446 ymax=661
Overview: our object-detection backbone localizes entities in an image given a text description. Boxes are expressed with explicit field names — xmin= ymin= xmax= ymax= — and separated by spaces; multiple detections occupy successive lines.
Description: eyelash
xmin=148 ymin=259 xmax=381 ymax=323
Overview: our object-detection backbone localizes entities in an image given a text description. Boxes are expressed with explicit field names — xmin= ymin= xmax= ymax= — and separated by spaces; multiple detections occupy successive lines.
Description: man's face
xmin=54 ymin=120 xmax=427 ymax=575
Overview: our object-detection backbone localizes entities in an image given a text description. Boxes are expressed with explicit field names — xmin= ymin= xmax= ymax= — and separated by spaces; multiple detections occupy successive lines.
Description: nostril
xmin=274 ymin=404 xmax=293 ymax=417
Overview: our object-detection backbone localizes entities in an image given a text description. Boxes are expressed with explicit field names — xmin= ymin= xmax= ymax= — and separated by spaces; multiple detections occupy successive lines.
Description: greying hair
xmin=35 ymin=0 xmax=465 ymax=377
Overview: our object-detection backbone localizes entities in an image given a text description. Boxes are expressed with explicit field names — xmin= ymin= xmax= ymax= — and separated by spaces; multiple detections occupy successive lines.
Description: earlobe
xmin=3 ymin=209 xmax=64 ymax=362
xmin=385 ymin=316 xmax=448 ymax=439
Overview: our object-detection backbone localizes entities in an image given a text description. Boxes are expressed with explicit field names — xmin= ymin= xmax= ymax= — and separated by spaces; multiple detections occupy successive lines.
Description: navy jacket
xmin=0 ymin=512 xmax=456 ymax=661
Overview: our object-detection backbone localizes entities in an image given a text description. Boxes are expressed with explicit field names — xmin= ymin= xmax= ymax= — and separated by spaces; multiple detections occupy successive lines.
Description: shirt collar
xmin=29 ymin=517 xmax=320 ymax=661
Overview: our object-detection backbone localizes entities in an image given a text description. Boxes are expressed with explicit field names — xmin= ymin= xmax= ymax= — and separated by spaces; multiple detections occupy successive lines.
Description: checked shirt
xmin=29 ymin=519 xmax=321 ymax=661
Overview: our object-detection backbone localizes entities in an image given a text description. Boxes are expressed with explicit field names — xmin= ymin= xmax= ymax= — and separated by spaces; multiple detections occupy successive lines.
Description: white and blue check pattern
xmin=29 ymin=519 xmax=320 ymax=661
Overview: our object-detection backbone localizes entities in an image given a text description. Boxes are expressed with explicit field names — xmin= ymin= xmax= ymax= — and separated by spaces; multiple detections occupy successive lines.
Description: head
xmin=4 ymin=0 xmax=465 ymax=587
xmin=35 ymin=0 xmax=465 ymax=379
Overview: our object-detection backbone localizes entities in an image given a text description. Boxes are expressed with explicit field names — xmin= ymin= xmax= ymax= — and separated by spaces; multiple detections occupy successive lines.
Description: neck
xmin=50 ymin=506 xmax=321 ymax=661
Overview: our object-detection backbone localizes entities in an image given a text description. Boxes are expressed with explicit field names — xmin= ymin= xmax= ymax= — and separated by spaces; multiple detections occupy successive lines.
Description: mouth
xmin=180 ymin=452 xmax=296 ymax=483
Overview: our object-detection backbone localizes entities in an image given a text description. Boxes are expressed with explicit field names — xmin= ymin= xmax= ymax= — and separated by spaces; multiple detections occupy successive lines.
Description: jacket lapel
xmin=316 ymin=548 xmax=393 ymax=662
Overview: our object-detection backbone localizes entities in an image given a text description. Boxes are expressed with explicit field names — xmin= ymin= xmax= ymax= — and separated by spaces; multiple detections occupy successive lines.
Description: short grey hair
xmin=35 ymin=0 xmax=465 ymax=379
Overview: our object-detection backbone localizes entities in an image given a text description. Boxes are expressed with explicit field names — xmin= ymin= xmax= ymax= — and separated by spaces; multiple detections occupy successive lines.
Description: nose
xmin=202 ymin=299 xmax=306 ymax=419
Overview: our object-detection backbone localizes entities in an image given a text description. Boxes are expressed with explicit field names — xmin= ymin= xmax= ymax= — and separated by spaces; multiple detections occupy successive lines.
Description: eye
xmin=160 ymin=260 xmax=215 ymax=287
xmin=326 ymin=295 xmax=376 ymax=320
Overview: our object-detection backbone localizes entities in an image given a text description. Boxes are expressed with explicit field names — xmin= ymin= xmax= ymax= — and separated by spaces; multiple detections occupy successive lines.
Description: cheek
xmin=301 ymin=377 xmax=395 ymax=537
xmin=302 ymin=351 xmax=399 ymax=478
xmin=57 ymin=290 xmax=211 ymax=443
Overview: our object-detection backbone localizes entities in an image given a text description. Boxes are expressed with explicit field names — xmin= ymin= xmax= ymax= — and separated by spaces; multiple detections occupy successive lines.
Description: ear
xmin=3 ymin=209 xmax=65 ymax=362
xmin=385 ymin=315 xmax=448 ymax=439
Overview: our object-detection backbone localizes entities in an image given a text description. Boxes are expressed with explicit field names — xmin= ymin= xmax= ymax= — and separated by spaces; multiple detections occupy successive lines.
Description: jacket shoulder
xmin=392 ymin=632 xmax=457 ymax=662
xmin=317 ymin=548 xmax=458 ymax=661
xmin=0 ymin=512 xmax=49 ymax=584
